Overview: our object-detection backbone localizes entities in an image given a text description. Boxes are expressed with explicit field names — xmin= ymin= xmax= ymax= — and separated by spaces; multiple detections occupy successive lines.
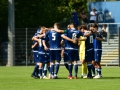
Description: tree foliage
xmin=0 ymin=0 xmax=87 ymax=28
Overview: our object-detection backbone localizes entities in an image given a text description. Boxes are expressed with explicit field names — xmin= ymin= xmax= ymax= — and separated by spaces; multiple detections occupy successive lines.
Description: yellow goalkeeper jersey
xmin=78 ymin=36 xmax=85 ymax=52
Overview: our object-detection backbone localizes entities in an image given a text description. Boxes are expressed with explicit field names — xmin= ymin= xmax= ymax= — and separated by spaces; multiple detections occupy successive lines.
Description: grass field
xmin=0 ymin=66 xmax=120 ymax=90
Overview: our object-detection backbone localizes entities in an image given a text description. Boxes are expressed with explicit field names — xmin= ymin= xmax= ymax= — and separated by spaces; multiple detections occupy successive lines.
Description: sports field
xmin=0 ymin=66 xmax=120 ymax=90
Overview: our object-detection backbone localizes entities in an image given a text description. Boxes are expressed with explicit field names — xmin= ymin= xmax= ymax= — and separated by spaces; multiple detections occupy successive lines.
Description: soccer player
xmin=79 ymin=24 xmax=97 ymax=78
xmin=92 ymin=24 xmax=104 ymax=79
xmin=82 ymin=24 xmax=100 ymax=78
xmin=61 ymin=23 xmax=83 ymax=79
xmin=32 ymin=26 xmax=47 ymax=79
xmin=78 ymin=25 xmax=87 ymax=78
xmin=45 ymin=23 xmax=76 ymax=79
xmin=31 ymin=33 xmax=39 ymax=78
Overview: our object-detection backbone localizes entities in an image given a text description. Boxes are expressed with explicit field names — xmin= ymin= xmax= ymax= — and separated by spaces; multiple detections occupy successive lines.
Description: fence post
xmin=118 ymin=27 xmax=120 ymax=67
xmin=26 ymin=28 xmax=28 ymax=66
xmin=107 ymin=24 xmax=109 ymax=45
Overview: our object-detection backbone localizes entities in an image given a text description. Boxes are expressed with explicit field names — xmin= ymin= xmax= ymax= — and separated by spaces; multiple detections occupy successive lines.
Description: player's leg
xmin=54 ymin=50 xmax=61 ymax=78
xmin=91 ymin=60 xmax=95 ymax=77
xmin=67 ymin=50 xmax=73 ymax=79
xmin=49 ymin=50 xmax=55 ymax=79
xmin=64 ymin=50 xmax=69 ymax=71
xmin=94 ymin=50 xmax=102 ymax=78
xmin=85 ymin=50 xmax=93 ymax=78
xmin=80 ymin=51 xmax=87 ymax=78
xmin=31 ymin=52 xmax=39 ymax=78
xmin=38 ymin=54 xmax=44 ymax=79
xmin=43 ymin=51 xmax=50 ymax=78
xmin=73 ymin=50 xmax=79 ymax=79
xmin=43 ymin=63 xmax=47 ymax=78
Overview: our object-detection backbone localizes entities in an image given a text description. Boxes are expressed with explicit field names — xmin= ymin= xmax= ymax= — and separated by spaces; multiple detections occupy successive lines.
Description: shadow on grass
xmin=57 ymin=77 xmax=120 ymax=79
xmin=101 ymin=77 xmax=120 ymax=79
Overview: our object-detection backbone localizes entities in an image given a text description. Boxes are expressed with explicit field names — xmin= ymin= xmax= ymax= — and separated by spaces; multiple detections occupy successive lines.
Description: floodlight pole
xmin=7 ymin=0 xmax=15 ymax=66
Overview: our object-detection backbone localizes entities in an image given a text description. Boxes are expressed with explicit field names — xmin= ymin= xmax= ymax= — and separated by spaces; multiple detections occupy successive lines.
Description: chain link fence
xmin=0 ymin=23 xmax=119 ymax=66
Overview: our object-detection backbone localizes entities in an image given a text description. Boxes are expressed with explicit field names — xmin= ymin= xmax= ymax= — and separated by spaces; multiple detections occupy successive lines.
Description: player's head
xmin=77 ymin=25 xmax=82 ymax=31
xmin=69 ymin=23 xmax=75 ymax=28
xmin=92 ymin=23 xmax=98 ymax=31
xmin=67 ymin=24 xmax=70 ymax=30
xmin=40 ymin=26 xmax=46 ymax=34
xmin=89 ymin=24 xmax=94 ymax=31
xmin=54 ymin=22 xmax=59 ymax=29
xmin=81 ymin=24 xmax=87 ymax=32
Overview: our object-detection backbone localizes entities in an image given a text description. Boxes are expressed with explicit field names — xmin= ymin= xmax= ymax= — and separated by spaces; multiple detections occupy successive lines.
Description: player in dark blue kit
xmin=32 ymin=27 xmax=48 ymax=79
xmin=80 ymin=24 xmax=100 ymax=78
xmin=61 ymin=23 xmax=83 ymax=79
xmin=31 ymin=33 xmax=39 ymax=78
xmin=45 ymin=23 xmax=76 ymax=79
xmin=45 ymin=23 xmax=62 ymax=79
xmin=92 ymin=24 xmax=104 ymax=79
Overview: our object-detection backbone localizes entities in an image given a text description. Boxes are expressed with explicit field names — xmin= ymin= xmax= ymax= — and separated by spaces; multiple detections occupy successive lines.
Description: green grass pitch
xmin=0 ymin=66 xmax=120 ymax=90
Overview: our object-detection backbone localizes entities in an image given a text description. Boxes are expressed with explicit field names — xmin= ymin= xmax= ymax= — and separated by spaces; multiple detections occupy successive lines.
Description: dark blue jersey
xmin=38 ymin=38 xmax=45 ymax=53
xmin=32 ymin=41 xmax=38 ymax=51
xmin=45 ymin=30 xmax=62 ymax=50
xmin=85 ymin=31 xmax=95 ymax=50
xmin=94 ymin=32 xmax=102 ymax=50
xmin=32 ymin=34 xmax=39 ymax=51
xmin=63 ymin=29 xmax=83 ymax=50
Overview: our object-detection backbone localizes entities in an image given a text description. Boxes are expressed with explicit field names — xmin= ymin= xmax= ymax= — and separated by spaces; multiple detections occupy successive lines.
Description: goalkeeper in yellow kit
xmin=78 ymin=25 xmax=87 ymax=78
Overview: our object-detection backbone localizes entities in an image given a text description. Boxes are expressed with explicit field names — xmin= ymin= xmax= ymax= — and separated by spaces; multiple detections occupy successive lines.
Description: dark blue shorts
xmin=50 ymin=50 xmax=61 ymax=62
xmin=64 ymin=50 xmax=68 ymax=62
xmin=33 ymin=52 xmax=39 ymax=62
xmin=44 ymin=50 xmax=50 ymax=63
xmin=39 ymin=53 xmax=46 ymax=63
xmin=94 ymin=50 xmax=102 ymax=62
xmin=66 ymin=50 xmax=79 ymax=62
xmin=85 ymin=49 xmax=94 ymax=62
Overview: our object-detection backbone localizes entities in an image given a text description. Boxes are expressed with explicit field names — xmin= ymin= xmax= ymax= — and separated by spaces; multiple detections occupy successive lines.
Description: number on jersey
xmin=39 ymin=39 xmax=42 ymax=47
xmin=72 ymin=33 xmax=77 ymax=39
xmin=89 ymin=35 xmax=93 ymax=43
xmin=52 ymin=33 xmax=56 ymax=40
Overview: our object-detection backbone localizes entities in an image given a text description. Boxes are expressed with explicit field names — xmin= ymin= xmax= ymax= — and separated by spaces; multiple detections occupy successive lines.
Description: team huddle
xmin=31 ymin=23 xmax=104 ymax=79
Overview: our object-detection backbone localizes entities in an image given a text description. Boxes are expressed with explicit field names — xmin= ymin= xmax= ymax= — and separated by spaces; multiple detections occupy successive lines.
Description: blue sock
xmin=44 ymin=70 xmax=47 ymax=76
xmin=32 ymin=65 xmax=39 ymax=76
xmin=87 ymin=64 xmax=92 ymax=77
xmin=50 ymin=63 xmax=54 ymax=76
xmin=92 ymin=65 xmax=95 ymax=75
xmin=98 ymin=68 xmax=101 ymax=75
xmin=64 ymin=62 xmax=69 ymax=71
xmin=55 ymin=63 xmax=60 ymax=76
xmin=74 ymin=64 xmax=78 ymax=77
xmin=43 ymin=64 xmax=47 ymax=76
xmin=38 ymin=68 xmax=43 ymax=77
xmin=47 ymin=66 xmax=50 ymax=73
xmin=95 ymin=68 xmax=98 ymax=74
xmin=68 ymin=64 xmax=72 ymax=77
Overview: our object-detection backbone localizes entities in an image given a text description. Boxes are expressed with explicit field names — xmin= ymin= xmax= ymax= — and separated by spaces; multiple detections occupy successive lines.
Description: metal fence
xmin=0 ymin=23 xmax=119 ymax=66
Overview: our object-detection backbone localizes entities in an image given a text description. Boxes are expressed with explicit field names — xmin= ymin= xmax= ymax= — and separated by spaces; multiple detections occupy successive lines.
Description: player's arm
xmin=84 ymin=31 xmax=92 ymax=37
xmin=36 ymin=33 xmax=45 ymax=38
xmin=78 ymin=37 xmax=86 ymax=41
xmin=32 ymin=37 xmax=40 ymax=43
xmin=61 ymin=35 xmax=77 ymax=44
xmin=60 ymin=39 xmax=64 ymax=45
xmin=53 ymin=29 xmax=67 ymax=34
xmin=31 ymin=42 xmax=38 ymax=49
xmin=42 ymin=40 xmax=48 ymax=50
xmin=93 ymin=30 xmax=100 ymax=36
xmin=96 ymin=37 xmax=104 ymax=41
